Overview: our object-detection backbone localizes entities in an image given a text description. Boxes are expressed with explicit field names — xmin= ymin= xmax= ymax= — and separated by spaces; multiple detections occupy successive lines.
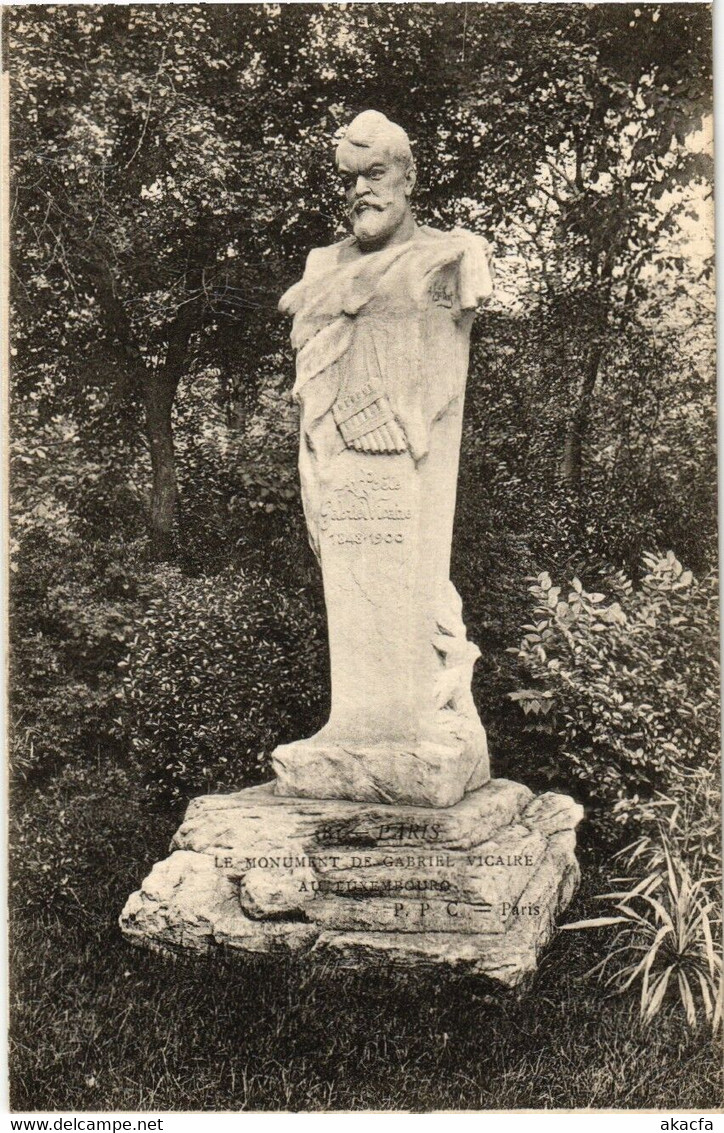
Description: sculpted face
xmin=336 ymin=137 xmax=416 ymax=251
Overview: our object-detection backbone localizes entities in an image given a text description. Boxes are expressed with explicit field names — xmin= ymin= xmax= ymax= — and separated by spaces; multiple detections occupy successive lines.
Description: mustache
xmin=350 ymin=200 xmax=385 ymax=217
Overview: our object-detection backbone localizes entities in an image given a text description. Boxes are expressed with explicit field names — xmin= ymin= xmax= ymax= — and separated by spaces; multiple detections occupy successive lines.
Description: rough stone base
xmin=120 ymin=780 xmax=583 ymax=988
xmin=272 ymin=725 xmax=489 ymax=808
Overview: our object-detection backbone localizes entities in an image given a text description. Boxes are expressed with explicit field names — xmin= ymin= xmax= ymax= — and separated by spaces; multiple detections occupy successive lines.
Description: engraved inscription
xmin=219 ymin=840 xmax=543 ymax=926
xmin=327 ymin=531 xmax=404 ymax=545
xmin=320 ymin=469 xmax=413 ymax=543
xmin=430 ymin=281 xmax=454 ymax=308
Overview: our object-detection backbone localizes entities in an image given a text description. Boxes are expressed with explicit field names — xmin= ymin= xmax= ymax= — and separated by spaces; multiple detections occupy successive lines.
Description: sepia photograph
xmin=4 ymin=0 xmax=720 ymax=1114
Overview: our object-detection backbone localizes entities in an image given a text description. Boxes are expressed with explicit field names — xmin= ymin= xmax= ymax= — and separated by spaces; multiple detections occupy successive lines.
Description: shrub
xmin=9 ymin=529 xmax=149 ymax=786
xmin=565 ymin=830 xmax=722 ymax=1033
xmin=9 ymin=408 xmax=151 ymax=786
xmin=614 ymin=764 xmax=721 ymax=886
xmin=121 ymin=564 xmax=327 ymax=801
xmin=510 ymin=553 xmax=719 ymax=840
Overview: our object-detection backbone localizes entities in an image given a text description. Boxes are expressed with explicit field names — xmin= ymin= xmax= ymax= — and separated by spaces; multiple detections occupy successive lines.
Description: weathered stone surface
xmin=313 ymin=829 xmax=581 ymax=987
xmin=312 ymin=826 xmax=547 ymax=907
xmin=173 ymin=777 xmax=534 ymax=856
xmin=238 ymin=865 xmax=318 ymax=920
xmin=120 ymin=851 xmax=318 ymax=956
xmin=273 ymin=734 xmax=486 ymax=808
xmin=273 ymin=110 xmax=495 ymax=807
xmin=521 ymin=791 xmax=585 ymax=835
xmin=121 ymin=779 xmax=583 ymax=986
xmin=309 ymin=897 xmax=503 ymax=935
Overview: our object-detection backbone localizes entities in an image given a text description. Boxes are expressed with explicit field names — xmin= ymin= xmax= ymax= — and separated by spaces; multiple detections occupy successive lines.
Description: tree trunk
xmin=84 ymin=253 xmax=199 ymax=559
xmin=143 ymin=372 xmax=180 ymax=561
xmin=142 ymin=295 xmax=199 ymax=559
xmin=560 ymin=339 xmax=604 ymax=489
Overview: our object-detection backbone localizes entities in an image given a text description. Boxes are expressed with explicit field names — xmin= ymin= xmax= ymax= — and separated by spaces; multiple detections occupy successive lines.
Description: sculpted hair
xmin=335 ymin=110 xmax=415 ymax=172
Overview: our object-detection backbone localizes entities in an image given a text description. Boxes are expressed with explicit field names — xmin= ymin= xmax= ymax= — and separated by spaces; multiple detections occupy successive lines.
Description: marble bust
xmin=274 ymin=110 xmax=494 ymax=808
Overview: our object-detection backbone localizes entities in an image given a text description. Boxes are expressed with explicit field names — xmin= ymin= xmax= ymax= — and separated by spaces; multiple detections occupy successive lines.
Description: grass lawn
xmin=9 ymin=764 xmax=723 ymax=1112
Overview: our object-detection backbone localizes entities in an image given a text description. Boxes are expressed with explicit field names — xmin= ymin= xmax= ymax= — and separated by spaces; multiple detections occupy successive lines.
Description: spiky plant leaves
xmin=563 ymin=831 xmax=722 ymax=1032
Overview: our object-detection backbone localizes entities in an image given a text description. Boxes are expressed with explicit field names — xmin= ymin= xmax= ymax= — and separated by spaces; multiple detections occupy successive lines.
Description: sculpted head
xmin=335 ymin=110 xmax=416 ymax=251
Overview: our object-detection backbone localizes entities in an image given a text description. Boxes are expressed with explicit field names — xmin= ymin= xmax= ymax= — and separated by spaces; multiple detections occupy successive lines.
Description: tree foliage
xmin=9 ymin=4 xmax=713 ymax=543
xmin=511 ymin=555 xmax=719 ymax=838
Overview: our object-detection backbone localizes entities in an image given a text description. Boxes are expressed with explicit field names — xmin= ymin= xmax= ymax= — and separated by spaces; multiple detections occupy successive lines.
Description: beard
xmin=351 ymin=198 xmax=405 ymax=248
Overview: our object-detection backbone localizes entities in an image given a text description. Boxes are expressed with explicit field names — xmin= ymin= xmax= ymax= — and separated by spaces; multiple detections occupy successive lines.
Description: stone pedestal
xmin=120 ymin=779 xmax=583 ymax=988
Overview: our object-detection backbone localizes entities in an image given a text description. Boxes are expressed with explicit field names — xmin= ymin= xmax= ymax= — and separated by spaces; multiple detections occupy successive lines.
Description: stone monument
xmin=121 ymin=111 xmax=582 ymax=986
